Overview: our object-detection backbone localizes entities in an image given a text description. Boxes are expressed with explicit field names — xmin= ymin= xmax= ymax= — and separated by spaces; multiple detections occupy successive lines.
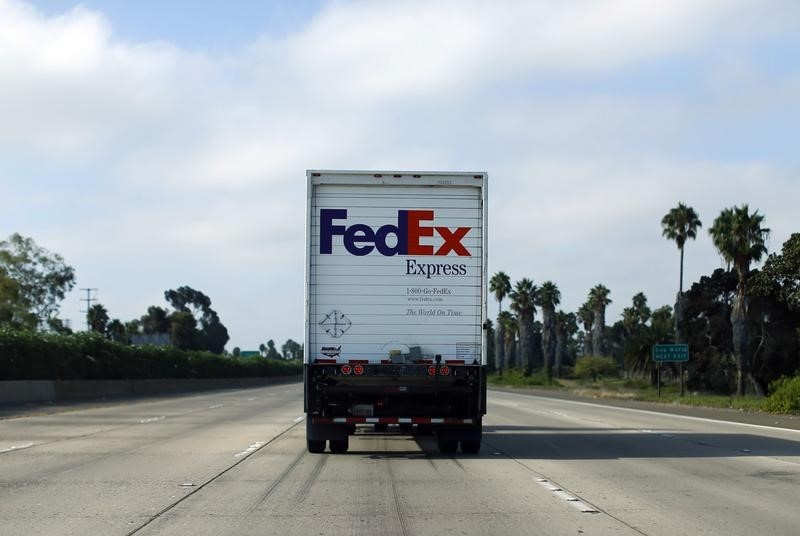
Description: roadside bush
xmin=488 ymin=369 xmax=557 ymax=387
xmin=0 ymin=329 xmax=302 ymax=381
xmin=764 ymin=376 xmax=800 ymax=414
xmin=573 ymin=356 xmax=619 ymax=382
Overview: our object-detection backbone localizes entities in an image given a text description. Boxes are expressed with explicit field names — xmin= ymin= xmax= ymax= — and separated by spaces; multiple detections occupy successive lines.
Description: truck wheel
xmin=460 ymin=440 xmax=481 ymax=454
xmin=399 ymin=423 xmax=413 ymax=434
xmin=437 ymin=439 xmax=458 ymax=454
xmin=307 ymin=439 xmax=326 ymax=453
xmin=329 ymin=438 xmax=349 ymax=454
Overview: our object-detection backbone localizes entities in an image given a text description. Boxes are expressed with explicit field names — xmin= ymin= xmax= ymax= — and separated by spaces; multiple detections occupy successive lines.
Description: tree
xmin=754 ymin=233 xmax=800 ymax=311
xmin=661 ymin=203 xmax=703 ymax=295
xmin=498 ymin=310 xmax=517 ymax=370
xmin=265 ymin=339 xmax=280 ymax=360
xmin=577 ymin=302 xmax=593 ymax=356
xmin=490 ymin=271 xmax=512 ymax=375
xmin=509 ymin=278 xmax=537 ymax=373
xmin=46 ymin=317 xmax=72 ymax=334
xmin=164 ymin=286 xmax=229 ymax=354
xmin=170 ymin=311 xmax=199 ymax=350
xmin=232 ymin=347 xmax=241 ymax=357
xmin=555 ymin=311 xmax=577 ymax=377
xmin=708 ymin=205 xmax=770 ymax=396
xmin=282 ymin=339 xmax=302 ymax=360
xmin=0 ymin=267 xmax=37 ymax=329
xmin=662 ymin=203 xmax=702 ymax=345
xmin=0 ymin=233 xmax=75 ymax=326
xmin=622 ymin=292 xmax=651 ymax=332
xmin=87 ymin=304 xmax=109 ymax=334
xmin=259 ymin=343 xmax=266 ymax=357
xmin=484 ymin=318 xmax=496 ymax=372
xmin=141 ymin=306 xmax=170 ymax=334
xmin=588 ymin=285 xmax=612 ymax=356
xmin=490 ymin=271 xmax=512 ymax=316
xmin=106 ymin=318 xmax=126 ymax=343
xmin=536 ymin=281 xmax=561 ymax=380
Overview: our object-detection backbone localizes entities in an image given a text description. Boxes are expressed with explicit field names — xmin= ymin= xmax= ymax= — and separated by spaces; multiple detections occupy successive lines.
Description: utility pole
xmin=80 ymin=288 xmax=97 ymax=331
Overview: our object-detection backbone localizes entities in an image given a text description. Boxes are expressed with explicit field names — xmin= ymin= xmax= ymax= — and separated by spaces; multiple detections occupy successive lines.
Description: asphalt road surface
xmin=2 ymin=383 xmax=800 ymax=535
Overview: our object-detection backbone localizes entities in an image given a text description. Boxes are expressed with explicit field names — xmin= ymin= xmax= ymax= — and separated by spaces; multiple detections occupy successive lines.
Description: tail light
xmin=427 ymin=365 xmax=437 ymax=376
xmin=340 ymin=364 xmax=352 ymax=375
xmin=439 ymin=365 xmax=450 ymax=376
xmin=353 ymin=364 xmax=365 ymax=375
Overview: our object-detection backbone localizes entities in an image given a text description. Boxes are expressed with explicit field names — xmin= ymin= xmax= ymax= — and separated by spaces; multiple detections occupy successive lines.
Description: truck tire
xmin=460 ymin=440 xmax=481 ymax=454
xmin=307 ymin=439 xmax=326 ymax=453
xmin=437 ymin=438 xmax=458 ymax=454
xmin=329 ymin=438 xmax=349 ymax=454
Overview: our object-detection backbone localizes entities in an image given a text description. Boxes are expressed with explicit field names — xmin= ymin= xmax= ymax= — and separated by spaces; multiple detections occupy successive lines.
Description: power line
xmin=80 ymin=288 xmax=97 ymax=331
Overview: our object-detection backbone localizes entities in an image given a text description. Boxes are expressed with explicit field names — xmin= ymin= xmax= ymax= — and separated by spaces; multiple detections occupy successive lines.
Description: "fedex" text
xmin=319 ymin=209 xmax=471 ymax=257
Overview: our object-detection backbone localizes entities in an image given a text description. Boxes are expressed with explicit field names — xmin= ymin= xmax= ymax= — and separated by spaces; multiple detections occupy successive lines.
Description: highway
xmin=2 ymin=383 xmax=800 ymax=535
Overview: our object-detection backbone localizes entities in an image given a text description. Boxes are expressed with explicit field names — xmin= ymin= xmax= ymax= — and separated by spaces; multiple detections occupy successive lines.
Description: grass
xmin=489 ymin=372 xmax=793 ymax=414
xmin=487 ymin=369 xmax=562 ymax=388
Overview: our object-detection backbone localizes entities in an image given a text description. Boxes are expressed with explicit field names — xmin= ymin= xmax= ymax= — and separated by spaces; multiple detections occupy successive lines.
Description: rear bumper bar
xmin=312 ymin=416 xmax=474 ymax=425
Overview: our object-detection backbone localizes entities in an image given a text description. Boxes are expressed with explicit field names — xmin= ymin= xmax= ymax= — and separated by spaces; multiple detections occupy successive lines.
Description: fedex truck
xmin=304 ymin=170 xmax=488 ymax=454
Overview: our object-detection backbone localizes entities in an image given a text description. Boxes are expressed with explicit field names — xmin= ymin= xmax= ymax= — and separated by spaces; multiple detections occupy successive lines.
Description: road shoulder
xmin=489 ymin=386 xmax=800 ymax=431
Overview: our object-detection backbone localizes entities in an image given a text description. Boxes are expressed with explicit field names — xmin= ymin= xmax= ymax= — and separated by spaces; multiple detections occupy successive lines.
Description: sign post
xmin=652 ymin=344 xmax=689 ymax=398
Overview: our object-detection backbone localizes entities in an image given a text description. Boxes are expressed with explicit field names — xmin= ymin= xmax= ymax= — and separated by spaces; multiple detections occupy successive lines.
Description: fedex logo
xmin=319 ymin=209 xmax=471 ymax=257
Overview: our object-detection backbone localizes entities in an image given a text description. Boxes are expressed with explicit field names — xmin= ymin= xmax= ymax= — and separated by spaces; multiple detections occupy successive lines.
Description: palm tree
xmin=708 ymin=205 xmax=769 ymax=396
xmin=588 ymin=285 xmax=612 ymax=356
xmin=498 ymin=310 xmax=517 ymax=370
xmin=577 ymin=302 xmax=593 ymax=356
xmin=489 ymin=271 xmax=512 ymax=316
xmin=87 ymin=303 xmax=109 ymax=334
xmin=661 ymin=203 xmax=702 ymax=344
xmin=490 ymin=271 xmax=511 ymax=374
xmin=536 ymin=281 xmax=561 ymax=380
xmin=621 ymin=292 xmax=651 ymax=333
xmin=554 ymin=310 xmax=577 ymax=378
xmin=509 ymin=278 xmax=537 ymax=373
xmin=662 ymin=203 xmax=703 ymax=295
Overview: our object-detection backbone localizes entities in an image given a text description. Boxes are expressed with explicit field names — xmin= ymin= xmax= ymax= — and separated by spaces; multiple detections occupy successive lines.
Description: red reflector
xmin=315 ymin=359 xmax=336 ymax=364
xmin=439 ymin=365 xmax=450 ymax=376
xmin=444 ymin=359 xmax=465 ymax=364
xmin=348 ymin=359 xmax=368 ymax=364
xmin=380 ymin=359 xmax=392 ymax=364
xmin=427 ymin=365 xmax=437 ymax=376
xmin=353 ymin=364 xmax=365 ymax=375
xmin=340 ymin=364 xmax=352 ymax=375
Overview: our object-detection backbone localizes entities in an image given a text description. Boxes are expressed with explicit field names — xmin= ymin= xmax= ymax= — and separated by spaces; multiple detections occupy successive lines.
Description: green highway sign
xmin=652 ymin=344 xmax=689 ymax=363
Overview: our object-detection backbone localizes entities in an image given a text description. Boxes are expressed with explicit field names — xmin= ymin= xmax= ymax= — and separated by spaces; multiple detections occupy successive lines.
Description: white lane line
xmin=235 ymin=441 xmax=266 ymax=458
xmin=570 ymin=500 xmax=600 ymax=513
xmin=208 ymin=404 xmax=224 ymax=409
xmin=535 ymin=478 xmax=599 ymax=514
xmin=0 ymin=442 xmax=35 ymax=454
xmin=293 ymin=415 xmax=305 ymax=423
xmin=493 ymin=390 xmax=800 ymax=434
xmin=139 ymin=416 xmax=166 ymax=424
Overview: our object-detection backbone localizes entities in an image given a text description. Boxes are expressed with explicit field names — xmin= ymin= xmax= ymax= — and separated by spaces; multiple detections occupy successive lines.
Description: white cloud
xmin=1 ymin=0 xmax=798 ymax=348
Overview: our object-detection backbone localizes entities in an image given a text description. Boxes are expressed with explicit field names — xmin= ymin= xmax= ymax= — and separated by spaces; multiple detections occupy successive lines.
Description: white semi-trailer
xmin=304 ymin=170 xmax=488 ymax=454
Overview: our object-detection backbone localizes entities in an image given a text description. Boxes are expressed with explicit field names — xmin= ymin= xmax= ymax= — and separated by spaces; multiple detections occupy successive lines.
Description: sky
xmin=1 ymin=0 xmax=799 ymax=351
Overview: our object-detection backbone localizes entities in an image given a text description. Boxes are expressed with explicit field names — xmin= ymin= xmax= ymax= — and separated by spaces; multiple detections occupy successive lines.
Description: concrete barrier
xmin=0 ymin=375 xmax=301 ymax=405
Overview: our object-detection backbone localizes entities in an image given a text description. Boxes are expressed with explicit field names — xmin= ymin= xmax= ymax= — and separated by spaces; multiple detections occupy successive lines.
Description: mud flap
xmin=306 ymin=417 xmax=350 ymax=441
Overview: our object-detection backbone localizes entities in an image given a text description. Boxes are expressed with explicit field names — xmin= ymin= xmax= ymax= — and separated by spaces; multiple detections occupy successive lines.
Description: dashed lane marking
xmin=139 ymin=416 xmax=166 ymax=424
xmin=235 ymin=442 xmax=266 ymax=458
xmin=0 ymin=442 xmax=35 ymax=454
